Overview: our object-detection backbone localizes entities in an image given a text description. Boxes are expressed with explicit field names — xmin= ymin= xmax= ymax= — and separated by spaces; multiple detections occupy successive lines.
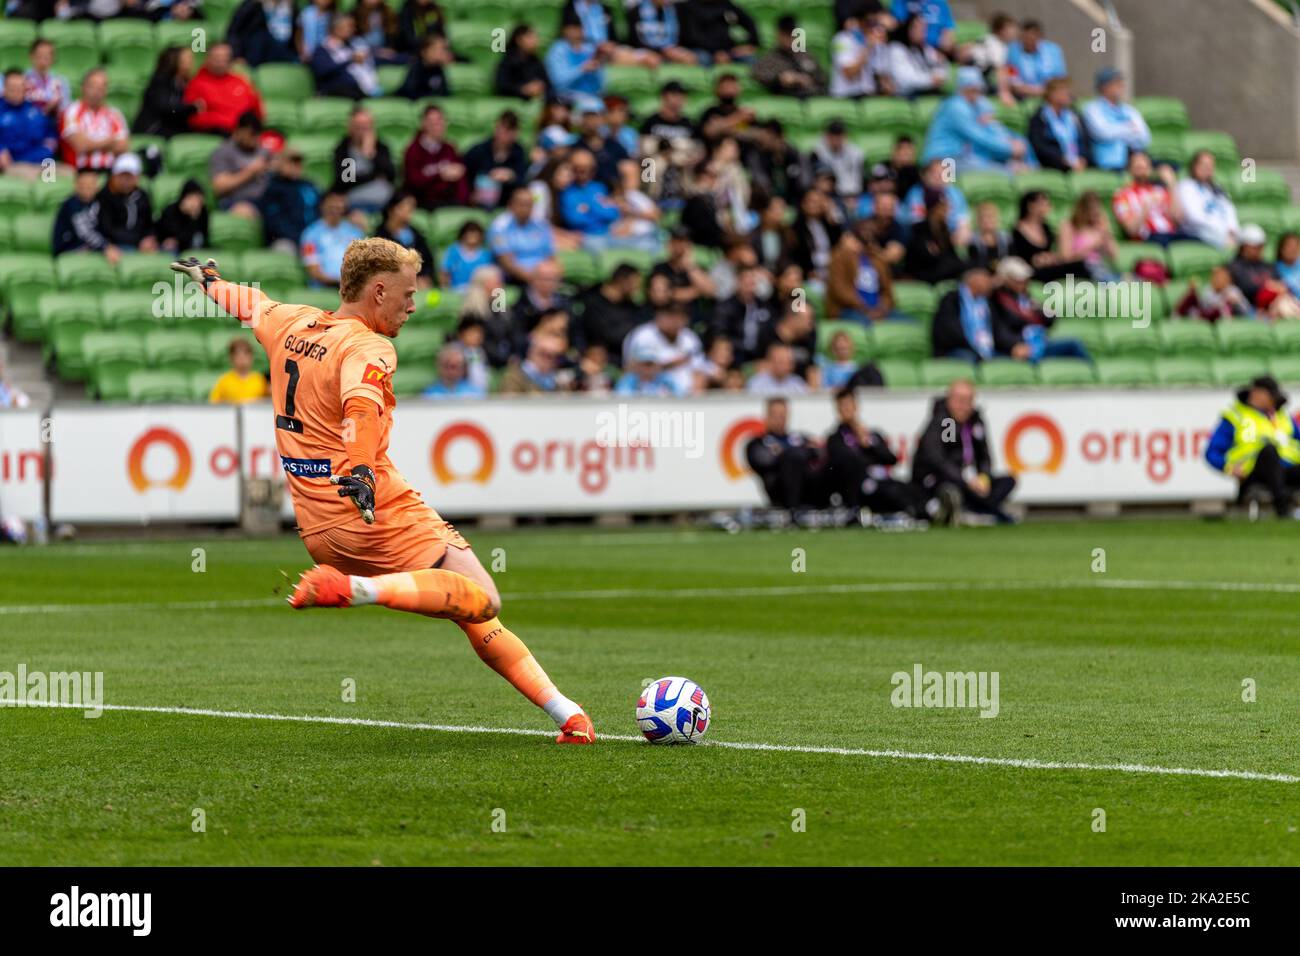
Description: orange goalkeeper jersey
xmin=211 ymin=282 xmax=430 ymax=536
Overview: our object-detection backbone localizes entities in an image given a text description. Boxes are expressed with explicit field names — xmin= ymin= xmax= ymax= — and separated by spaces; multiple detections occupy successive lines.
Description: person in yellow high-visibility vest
xmin=1205 ymin=375 xmax=1300 ymax=517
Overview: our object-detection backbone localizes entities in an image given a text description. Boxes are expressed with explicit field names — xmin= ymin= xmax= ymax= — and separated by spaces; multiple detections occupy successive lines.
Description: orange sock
xmin=460 ymin=618 xmax=582 ymax=725
xmin=351 ymin=569 xmax=495 ymax=623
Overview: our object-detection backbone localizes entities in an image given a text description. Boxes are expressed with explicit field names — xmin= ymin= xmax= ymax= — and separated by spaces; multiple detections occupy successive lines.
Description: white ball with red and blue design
xmin=636 ymin=676 xmax=710 ymax=744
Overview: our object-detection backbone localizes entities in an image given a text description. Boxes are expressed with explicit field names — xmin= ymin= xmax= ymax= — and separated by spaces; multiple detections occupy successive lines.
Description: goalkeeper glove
xmin=331 ymin=465 xmax=377 ymax=524
xmin=170 ymin=256 xmax=222 ymax=289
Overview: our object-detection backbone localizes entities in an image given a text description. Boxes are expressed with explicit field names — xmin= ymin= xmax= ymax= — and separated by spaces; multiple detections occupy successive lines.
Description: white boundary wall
xmin=0 ymin=389 xmax=1242 ymax=524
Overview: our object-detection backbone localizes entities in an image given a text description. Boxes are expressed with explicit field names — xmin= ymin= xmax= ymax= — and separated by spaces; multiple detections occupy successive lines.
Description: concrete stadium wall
xmin=962 ymin=0 xmax=1131 ymax=98
xmin=965 ymin=0 xmax=1300 ymax=162
xmin=1110 ymin=0 xmax=1300 ymax=162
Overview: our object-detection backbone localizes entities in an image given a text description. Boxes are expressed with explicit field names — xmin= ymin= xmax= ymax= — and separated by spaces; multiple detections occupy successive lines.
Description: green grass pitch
xmin=1 ymin=519 xmax=1297 ymax=866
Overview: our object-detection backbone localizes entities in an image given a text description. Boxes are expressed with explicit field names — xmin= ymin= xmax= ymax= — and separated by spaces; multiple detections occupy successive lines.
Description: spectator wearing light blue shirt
xmin=615 ymin=342 xmax=683 ymax=396
xmin=892 ymin=0 xmax=956 ymax=56
xmin=423 ymin=346 xmax=488 ymax=399
xmin=488 ymin=186 xmax=557 ymax=282
xmin=439 ymin=220 xmax=494 ymax=292
xmin=300 ymin=190 xmax=364 ymax=287
xmin=1081 ymin=67 xmax=1151 ymax=172
xmin=901 ymin=158 xmax=971 ymax=243
xmin=545 ymin=15 xmax=606 ymax=106
xmin=560 ymin=147 xmax=621 ymax=249
xmin=1005 ymin=20 xmax=1066 ymax=100
xmin=922 ymin=67 xmax=1035 ymax=174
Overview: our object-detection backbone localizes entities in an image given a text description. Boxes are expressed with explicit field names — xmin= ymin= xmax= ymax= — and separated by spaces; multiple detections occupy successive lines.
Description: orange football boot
xmin=288 ymin=565 xmax=352 ymax=609
xmin=555 ymin=711 xmax=596 ymax=744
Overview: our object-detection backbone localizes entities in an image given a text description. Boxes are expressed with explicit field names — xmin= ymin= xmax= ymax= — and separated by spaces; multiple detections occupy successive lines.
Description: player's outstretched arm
xmin=170 ymin=256 xmax=281 ymax=328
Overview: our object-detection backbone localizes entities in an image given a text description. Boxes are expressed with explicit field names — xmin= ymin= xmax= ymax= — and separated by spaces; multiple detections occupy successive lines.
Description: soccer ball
xmin=636 ymin=676 xmax=710 ymax=744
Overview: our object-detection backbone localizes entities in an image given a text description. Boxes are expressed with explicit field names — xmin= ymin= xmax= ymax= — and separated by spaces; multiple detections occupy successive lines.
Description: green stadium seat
xmin=876 ymin=359 xmax=919 ymax=388
xmin=1036 ymin=358 xmax=1096 ymax=386
xmin=867 ymin=321 xmax=927 ymax=361
xmin=209 ymin=212 xmax=263 ymax=252
xmin=1152 ymin=356 xmax=1213 ymax=386
xmin=912 ymin=96 xmax=942 ymax=130
xmin=957 ymin=171 xmax=1016 ymax=207
xmin=283 ymin=287 xmax=339 ymax=311
xmin=99 ymin=19 xmax=156 ymax=63
xmin=891 ymin=282 xmax=937 ymax=323
xmin=262 ymin=98 xmax=302 ymax=137
xmin=255 ymin=62 xmax=314 ymax=100
xmin=30 ymin=177 xmax=74 ymax=211
xmin=1215 ymin=319 xmax=1274 ymax=357
xmin=144 ymin=327 xmax=208 ymax=367
xmin=1133 ymin=96 xmax=1190 ymax=133
xmin=1272 ymin=320 xmax=1300 ymax=354
xmin=1014 ymin=169 xmax=1071 ymax=205
xmin=1167 ymin=241 xmax=1230 ymax=278
xmin=377 ymin=64 xmax=407 ymax=96
xmin=656 ymin=64 xmax=713 ymax=94
xmin=597 ymin=248 xmax=659 ymax=279
xmin=240 ymin=250 xmax=305 ymax=291
xmin=1226 ymin=167 xmax=1291 ymax=206
xmin=427 ymin=207 xmax=490 ymax=246
xmin=977 ymin=359 xmax=1037 ymax=387
xmin=127 ymin=368 xmax=192 ymax=402
xmin=1158 ymin=320 xmax=1216 ymax=356
xmin=953 ymin=19 xmax=987 ymax=46
xmin=49 ymin=320 xmax=99 ymax=382
xmin=557 ymin=250 xmax=600 ymax=287
xmin=368 ymin=98 xmax=416 ymax=140
xmin=116 ymin=254 xmax=173 ymax=290
xmin=606 ymin=65 xmax=655 ymax=98
xmin=394 ymin=325 xmax=446 ymax=364
xmin=1094 ymin=357 xmax=1153 ymax=386
xmin=1147 ymin=131 xmax=1183 ymax=165
xmin=85 ymin=331 xmax=145 ymax=399
xmin=0 ymin=177 xmax=33 ymax=218
xmin=1237 ymin=204 xmax=1284 ymax=242
xmin=1068 ymin=169 xmax=1124 ymax=203
xmin=860 ymin=98 xmax=916 ymax=136
xmin=1049 ymin=318 xmax=1104 ymax=356
xmin=301 ymin=97 xmax=356 ymax=130
xmin=1112 ymin=241 xmax=1165 ymax=275
xmin=1269 ymin=354 xmax=1300 ymax=383
xmin=993 ymin=99 xmax=1028 ymax=135
xmin=13 ymin=211 xmax=54 ymax=253
xmin=166 ymin=134 xmax=223 ymax=180
xmin=919 ymin=358 xmax=975 ymax=388
xmin=446 ymin=62 xmax=490 ymax=96
xmin=1278 ymin=206 xmax=1300 ymax=234
xmin=1101 ymin=318 xmax=1160 ymax=356
xmin=188 ymin=368 xmax=223 ymax=402
xmin=1182 ymin=130 xmax=1239 ymax=168
xmin=37 ymin=26 xmax=98 ymax=77
xmin=29 ymin=291 xmax=100 ymax=344
xmin=392 ymin=365 xmax=439 ymax=396
xmin=0 ymin=253 xmax=54 ymax=306
xmin=1211 ymin=356 xmax=1268 ymax=387
xmin=56 ymin=252 xmax=119 ymax=291
xmin=0 ymin=18 xmax=37 ymax=46
xmin=101 ymin=290 xmax=161 ymax=328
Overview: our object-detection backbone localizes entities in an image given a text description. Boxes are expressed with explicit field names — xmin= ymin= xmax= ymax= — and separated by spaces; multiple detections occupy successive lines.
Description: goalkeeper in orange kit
xmin=170 ymin=242 xmax=595 ymax=743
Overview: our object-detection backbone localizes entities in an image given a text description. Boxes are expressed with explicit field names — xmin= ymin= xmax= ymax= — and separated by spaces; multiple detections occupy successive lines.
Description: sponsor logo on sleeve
xmin=362 ymin=363 xmax=389 ymax=386
xmin=280 ymin=456 xmax=332 ymax=478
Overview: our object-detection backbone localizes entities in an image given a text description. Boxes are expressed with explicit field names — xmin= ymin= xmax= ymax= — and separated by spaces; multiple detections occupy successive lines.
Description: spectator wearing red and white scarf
xmin=59 ymin=68 xmax=128 ymax=171
xmin=1112 ymin=150 xmax=1186 ymax=247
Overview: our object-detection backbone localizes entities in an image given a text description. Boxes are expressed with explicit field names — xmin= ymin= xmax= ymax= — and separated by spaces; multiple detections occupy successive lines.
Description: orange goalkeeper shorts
xmin=301 ymin=509 xmax=470 ymax=576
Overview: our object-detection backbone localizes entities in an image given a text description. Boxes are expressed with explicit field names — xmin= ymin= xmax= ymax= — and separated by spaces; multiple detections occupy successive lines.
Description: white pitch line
xmin=9 ymin=577 xmax=1300 ymax=615
xmin=4 ymin=700 xmax=1295 ymax=784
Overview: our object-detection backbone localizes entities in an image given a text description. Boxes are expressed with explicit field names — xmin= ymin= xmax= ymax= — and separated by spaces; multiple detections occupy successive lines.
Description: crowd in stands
xmin=2 ymin=0 xmax=1299 ymax=404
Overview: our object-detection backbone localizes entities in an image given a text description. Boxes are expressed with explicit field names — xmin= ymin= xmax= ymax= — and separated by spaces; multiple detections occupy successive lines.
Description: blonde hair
xmin=339 ymin=237 xmax=422 ymax=303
